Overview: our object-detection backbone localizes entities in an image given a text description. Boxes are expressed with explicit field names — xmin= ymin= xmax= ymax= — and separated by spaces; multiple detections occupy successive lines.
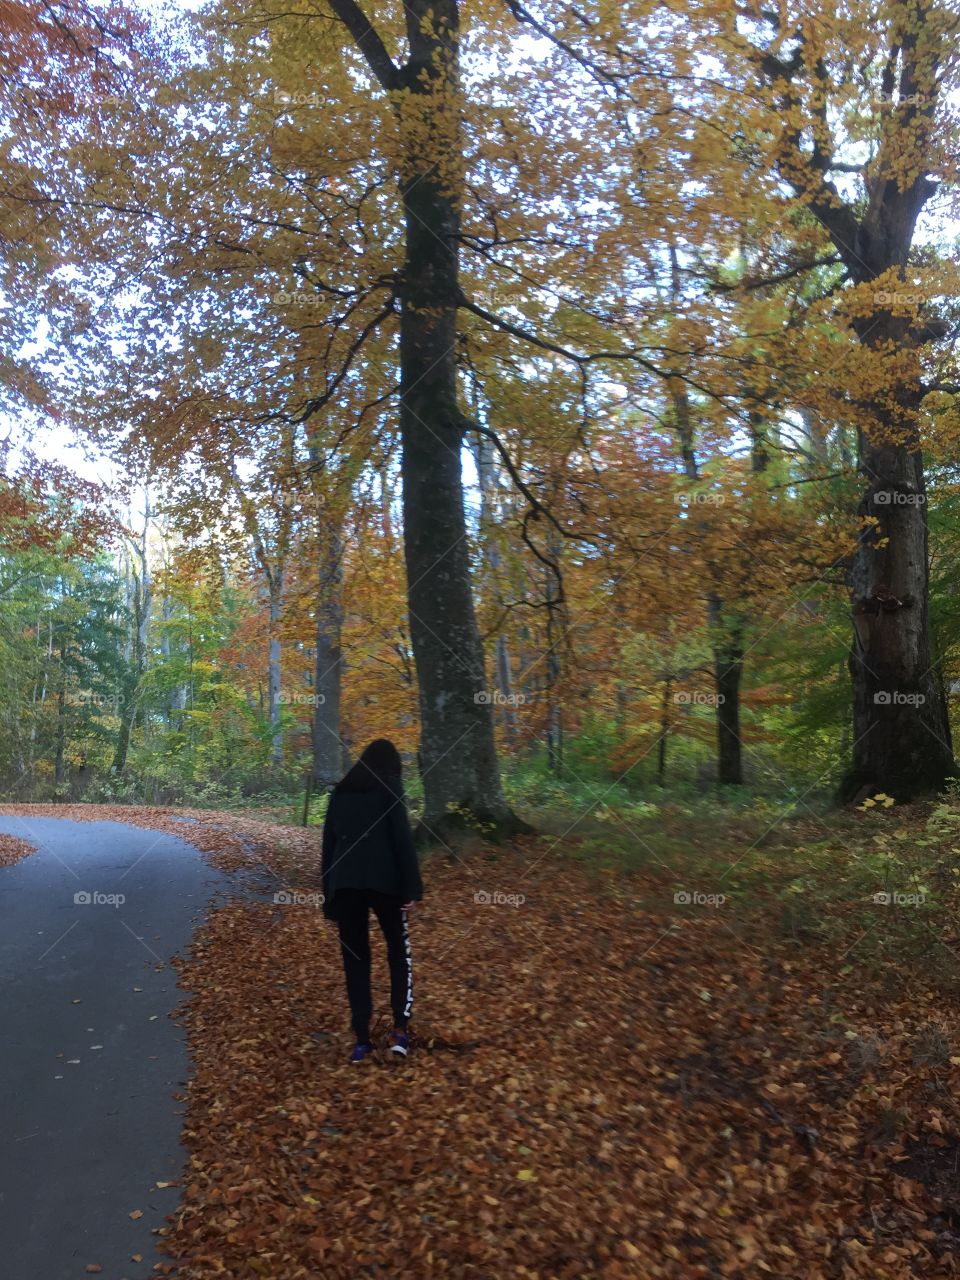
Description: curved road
xmin=0 ymin=815 xmax=233 ymax=1280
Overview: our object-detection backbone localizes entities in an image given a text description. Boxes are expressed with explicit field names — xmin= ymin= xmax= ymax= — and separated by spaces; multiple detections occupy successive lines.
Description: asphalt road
xmin=0 ymin=815 xmax=234 ymax=1280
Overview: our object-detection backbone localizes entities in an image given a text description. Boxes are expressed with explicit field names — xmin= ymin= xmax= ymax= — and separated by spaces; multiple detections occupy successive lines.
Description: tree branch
xmin=326 ymin=0 xmax=400 ymax=90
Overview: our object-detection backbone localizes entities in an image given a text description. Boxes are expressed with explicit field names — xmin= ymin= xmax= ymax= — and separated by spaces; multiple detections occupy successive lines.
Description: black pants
xmin=335 ymin=888 xmax=413 ymax=1042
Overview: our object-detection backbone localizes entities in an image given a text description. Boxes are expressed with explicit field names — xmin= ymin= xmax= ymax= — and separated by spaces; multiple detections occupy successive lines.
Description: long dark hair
xmin=335 ymin=738 xmax=403 ymax=795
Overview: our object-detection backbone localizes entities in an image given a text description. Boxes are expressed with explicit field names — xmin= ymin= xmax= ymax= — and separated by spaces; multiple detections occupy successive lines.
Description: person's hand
xmin=402 ymin=901 xmax=416 ymax=911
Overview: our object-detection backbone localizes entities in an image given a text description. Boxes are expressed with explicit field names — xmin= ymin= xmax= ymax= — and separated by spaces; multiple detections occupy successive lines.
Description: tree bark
xmin=657 ymin=674 xmax=671 ymax=786
xmin=714 ymin=634 xmax=744 ymax=786
xmin=335 ymin=0 xmax=521 ymax=835
xmin=112 ymin=494 xmax=152 ymax=775
xmin=267 ymin=580 xmax=283 ymax=765
xmin=311 ymin=522 xmax=344 ymax=789
xmin=836 ymin=244 xmax=953 ymax=800
xmin=54 ymin=664 xmax=66 ymax=790
xmin=473 ymin=428 xmax=518 ymax=744
xmin=760 ymin=10 xmax=955 ymax=798
xmin=842 ymin=404 xmax=953 ymax=798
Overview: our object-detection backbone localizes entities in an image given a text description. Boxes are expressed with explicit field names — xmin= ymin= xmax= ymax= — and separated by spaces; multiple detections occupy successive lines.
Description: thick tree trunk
xmin=759 ymin=8 xmax=955 ymax=798
xmin=841 ymin=422 xmax=953 ymax=799
xmin=834 ymin=286 xmax=953 ymax=799
xmin=396 ymin=3 xmax=521 ymax=836
xmin=327 ymin=0 xmax=525 ymax=836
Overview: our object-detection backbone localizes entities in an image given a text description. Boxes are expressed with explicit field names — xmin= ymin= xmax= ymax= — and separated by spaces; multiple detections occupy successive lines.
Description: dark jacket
xmin=321 ymin=775 xmax=423 ymax=919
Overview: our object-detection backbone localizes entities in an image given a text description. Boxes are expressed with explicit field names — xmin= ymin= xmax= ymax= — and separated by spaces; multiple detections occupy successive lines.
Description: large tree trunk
xmin=842 ymin=412 xmax=953 ymax=798
xmin=836 ymin=262 xmax=953 ymax=800
xmin=327 ymin=0 xmax=524 ymax=835
xmin=396 ymin=1 xmax=521 ymax=835
xmin=759 ymin=7 xmax=955 ymax=798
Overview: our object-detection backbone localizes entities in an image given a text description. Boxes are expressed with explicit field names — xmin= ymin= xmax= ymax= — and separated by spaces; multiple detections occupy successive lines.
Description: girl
xmin=321 ymin=739 xmax=424 ymax=1063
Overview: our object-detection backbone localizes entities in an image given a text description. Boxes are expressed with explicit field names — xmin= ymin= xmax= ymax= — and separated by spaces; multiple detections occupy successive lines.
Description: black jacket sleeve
xmin=384 ymin=783 xmax=423 ymax=904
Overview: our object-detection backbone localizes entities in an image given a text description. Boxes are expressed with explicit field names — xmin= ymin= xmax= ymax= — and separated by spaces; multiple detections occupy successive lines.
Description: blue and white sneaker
xmin=389 ymin=1031 xmax=410 ymax=1058
xmin=350 ymin=1040 xmax=374 ymax=1064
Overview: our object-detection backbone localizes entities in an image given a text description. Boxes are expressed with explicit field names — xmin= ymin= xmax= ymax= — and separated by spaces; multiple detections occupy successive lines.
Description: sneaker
xmin=389 ymin=1031 xmax=410 ymax=1058
xmin=350 ymin=1040 xmax=374 ymax=1064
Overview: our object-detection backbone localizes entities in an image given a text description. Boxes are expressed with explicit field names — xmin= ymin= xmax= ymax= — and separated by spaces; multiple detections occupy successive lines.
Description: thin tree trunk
xmin=668 ymin=253 xmax=747 ymax=787
xmin=474 ymin=424 xmax=518 ymax=743
xmin=113 ymin=493 xmax=152 ymax=775
xmin=657 ymin=675 xmax=671 ymax=786
xmin=714 ymin=635 xmax=744 ymax=786
xmin=54 ymin=656 xmax=66 ymax=790
xmin=544 ymin=531 xmax=563 ymax=774
xmin=311 ymin=523 xmax=343 ymax=788
xmin=268 ymin=579 xmax=283 ymax=765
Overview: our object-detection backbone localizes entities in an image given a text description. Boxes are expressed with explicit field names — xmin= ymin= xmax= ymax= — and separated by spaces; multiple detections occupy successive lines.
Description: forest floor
xmin=3 ymin=799 xmax=960 ymax=1278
